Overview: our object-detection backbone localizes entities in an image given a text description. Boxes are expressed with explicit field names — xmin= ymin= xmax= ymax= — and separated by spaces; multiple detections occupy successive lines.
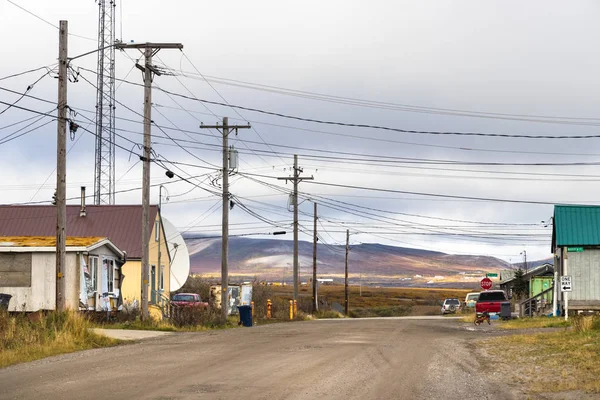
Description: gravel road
xmin=0 ymin=318 xmax=518 ymax=400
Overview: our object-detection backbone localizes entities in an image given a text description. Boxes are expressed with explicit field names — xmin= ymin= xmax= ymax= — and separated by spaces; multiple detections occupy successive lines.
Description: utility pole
xmin=157 ymin=184 xmax=166 ymax=296
xmin=564 ymin=250 xmax=569 ymax=321
xmin=344 ymin=229 xmax=350 ymax=316
xmin=200 ymin=118 xmax=250 ymax=323
xmin=55 ymin=20 xmax=68 ymax=312
xmin=312 ymin=202 xmax=318 ymax=313
xmin=115 ymin=42 xmax=183 ymax=320
xmin=277 ymin=155 xmax=313 ymax=300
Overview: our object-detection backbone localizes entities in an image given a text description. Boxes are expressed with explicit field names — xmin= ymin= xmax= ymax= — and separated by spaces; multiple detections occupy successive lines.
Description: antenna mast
xmin=94 ymin=0 xmax=116 ymax=204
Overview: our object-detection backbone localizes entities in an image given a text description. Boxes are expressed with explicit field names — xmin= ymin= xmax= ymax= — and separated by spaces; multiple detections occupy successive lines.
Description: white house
xmin=0 ymin=236 xmax=125 ymax=312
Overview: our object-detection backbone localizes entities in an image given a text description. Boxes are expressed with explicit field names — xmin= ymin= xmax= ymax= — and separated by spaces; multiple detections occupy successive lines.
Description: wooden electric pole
xmin=312 ymin=202 xmax=318 ymax=313
xmin=55 ymin=20 xmax=68 ymax=311
xmin=344 ymin=229 xmax=350 ymax=316
xmin=277 ymin=155 xmax=313 ymax=301
xmin=115 ymin=42 xmax=183 ymax=320
xmin=200 ymin=118 xmax=250 ymax=323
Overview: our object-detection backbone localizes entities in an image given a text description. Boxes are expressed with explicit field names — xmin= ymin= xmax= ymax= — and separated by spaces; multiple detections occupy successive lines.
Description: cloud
xmin=4 ymin=0 xmax=597 ymax=263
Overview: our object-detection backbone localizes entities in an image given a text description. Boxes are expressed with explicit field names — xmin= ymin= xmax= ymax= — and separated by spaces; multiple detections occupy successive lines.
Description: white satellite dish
xmin=162 ymin=216 xmax=190 ymax=292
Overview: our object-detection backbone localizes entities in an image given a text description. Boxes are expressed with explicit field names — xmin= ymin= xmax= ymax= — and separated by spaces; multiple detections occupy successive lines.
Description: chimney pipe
xmin=80 ymin=186 xmax=86 ymax=217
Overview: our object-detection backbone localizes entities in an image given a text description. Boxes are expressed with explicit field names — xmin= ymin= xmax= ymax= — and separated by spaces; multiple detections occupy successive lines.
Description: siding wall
xmin=120 ymin=214 xmax=171 ymax=306
xmin=566 ymin=249 xmax=600 ymax=302
xmin=0 ymin=253 xmax=57 ymax=311
xmin=64 ymin=253 xmax=78 ymax=310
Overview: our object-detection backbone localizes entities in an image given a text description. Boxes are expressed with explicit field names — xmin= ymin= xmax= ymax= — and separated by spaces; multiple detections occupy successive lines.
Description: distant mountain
xmin=512 ymin=257 xmax=554 ymax=269
xmin=184 ymin=236 xmax=514 ymax=287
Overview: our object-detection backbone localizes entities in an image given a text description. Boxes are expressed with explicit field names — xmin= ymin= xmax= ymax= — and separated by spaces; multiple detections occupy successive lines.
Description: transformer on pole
xmin=94 ymin=0 xmax=116 ymax=205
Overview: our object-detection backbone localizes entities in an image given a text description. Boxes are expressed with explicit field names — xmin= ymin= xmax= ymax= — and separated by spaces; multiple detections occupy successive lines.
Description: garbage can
xmin=237 ymin=305 xmax=253 ymax=327
xmin=0 ymin=294 xmax=12 ymax=311
xmin=501 ymin=302 xmax=512 ymax=320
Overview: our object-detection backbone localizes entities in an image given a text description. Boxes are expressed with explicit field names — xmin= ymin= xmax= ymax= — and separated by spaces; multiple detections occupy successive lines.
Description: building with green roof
xmin=552 ymin=205 xmax=600 ymax=312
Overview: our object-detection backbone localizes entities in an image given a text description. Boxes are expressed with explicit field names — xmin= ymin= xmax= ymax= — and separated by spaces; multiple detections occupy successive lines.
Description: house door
xmin=151 ymin=265 xmax=156 ymax=304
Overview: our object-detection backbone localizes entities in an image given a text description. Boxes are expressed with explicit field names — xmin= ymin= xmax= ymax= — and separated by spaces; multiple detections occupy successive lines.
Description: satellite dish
xmin=162 ymin=216 xmax=190 ymax=292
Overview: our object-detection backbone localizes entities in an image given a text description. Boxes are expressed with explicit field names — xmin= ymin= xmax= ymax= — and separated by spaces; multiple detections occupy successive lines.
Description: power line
xmin=303 ymin=181 xmax=575 ymax=205
xmin=0 ymin=70 xmax=53 ymax=116
xmin=152 ymin=102 xmax=600 ymax=158
xmin=180 ymin=51 xmax=290 ymax=168
xmin=168 ymin=67 xmax=600 ymax=127
xmin=74 ymin=66 xmax=600 ymax=140
xmin=6 ymin=0 xmax=96 ymax=41
xmin=0 ymin=65 xmax=56 ymax=82
xmin=0 ymin=118 xmax=55 ymax=145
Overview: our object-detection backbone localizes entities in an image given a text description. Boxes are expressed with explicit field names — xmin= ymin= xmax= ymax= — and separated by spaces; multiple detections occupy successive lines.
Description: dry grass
xmin=482 ymin=315 xmax=600 ymax=395
xmin=0 ymin=310 xmax=120 ymax=368
xmin=499 ymin=317 xmax=571 ymax=330
xmin=99 ymin=312 xmax=239 ymax=332
xmin=273 ymin=284 xmax=470 ymax=310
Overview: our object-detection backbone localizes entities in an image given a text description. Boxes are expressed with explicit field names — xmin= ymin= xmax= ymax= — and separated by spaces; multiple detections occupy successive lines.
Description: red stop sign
xmin=480 ymin=277 xmax=493 ymax=290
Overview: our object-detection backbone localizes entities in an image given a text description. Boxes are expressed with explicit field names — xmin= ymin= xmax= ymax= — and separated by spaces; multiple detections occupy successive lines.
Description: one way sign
xmin=561 ymin=275 xmax=572 ymax=292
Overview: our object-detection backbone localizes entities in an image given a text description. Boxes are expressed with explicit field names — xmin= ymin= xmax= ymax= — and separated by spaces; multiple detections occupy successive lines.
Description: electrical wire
xmin=180 ymin=52 xmax=290 ymax=168
xmin=5 ymin=0 xmax=96 ymax=42
xmin=74 ymin=66 xmax=600 ymax=139
xmin=168 ymin=67 xmax=600 ymax=126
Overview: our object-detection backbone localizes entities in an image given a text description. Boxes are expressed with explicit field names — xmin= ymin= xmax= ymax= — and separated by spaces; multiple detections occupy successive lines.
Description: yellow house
xmin=0 ymin=199 xmax=182 ymax=317
xmin=120 ymin=210 xmax=171 ymax=313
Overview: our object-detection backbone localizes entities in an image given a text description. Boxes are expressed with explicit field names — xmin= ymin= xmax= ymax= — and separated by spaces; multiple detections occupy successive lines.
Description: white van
xmin=464 ymin=292 xmax=480 ymax=308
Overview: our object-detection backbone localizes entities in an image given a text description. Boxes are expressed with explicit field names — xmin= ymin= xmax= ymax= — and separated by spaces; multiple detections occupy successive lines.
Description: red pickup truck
xmin=475 ymin=290 xmax=510 ymax=316
xmin=171 ymin=293 xmax=208 ymax=308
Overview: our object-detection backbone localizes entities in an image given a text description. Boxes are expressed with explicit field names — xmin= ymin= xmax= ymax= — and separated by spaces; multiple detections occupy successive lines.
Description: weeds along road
xmin=0 ymin=317 xmax=516 ymax=400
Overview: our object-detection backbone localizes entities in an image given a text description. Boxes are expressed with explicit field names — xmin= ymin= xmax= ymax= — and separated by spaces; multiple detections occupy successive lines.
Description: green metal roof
xmin=553 ymin=205 xmax=600 ymax=246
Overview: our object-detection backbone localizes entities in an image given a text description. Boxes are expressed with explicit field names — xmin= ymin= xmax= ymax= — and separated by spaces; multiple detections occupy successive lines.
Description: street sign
xmin=567 ymin=247 xmax=583 ymax=252
xmin=480 ymin=277 xmax=493 ymax=290
xmin=560 ymin=275 xmax=572 ymax=292
xmin=486 ymin=273 xmax=498 ymax=278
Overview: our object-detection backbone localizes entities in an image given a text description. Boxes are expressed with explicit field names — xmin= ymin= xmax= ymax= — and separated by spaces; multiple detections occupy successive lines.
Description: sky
xmin=2 ymin=0 xmax=600 ymax=264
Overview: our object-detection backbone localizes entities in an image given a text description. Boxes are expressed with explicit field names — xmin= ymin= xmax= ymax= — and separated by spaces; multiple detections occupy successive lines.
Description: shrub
xmin=174 ymin=275 xmax=212 ymax=301
xmin=170 ymin=305 xmax=222 ymax=328
xmin=349 ymin=305 xmax=412 ymax=318
xmin=314 ymin=310 xmax=344 ymax=319
xmin=252 ymin=283 xmax=274 ymax=319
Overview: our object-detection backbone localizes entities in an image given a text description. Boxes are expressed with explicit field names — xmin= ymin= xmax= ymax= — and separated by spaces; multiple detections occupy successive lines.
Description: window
xmin=172 ymin=294 xmax=195 ymax=302
xmin=159 ymin=265 xmax=165 ymax=291
xmin=113 ymin=263 xmax=119 ymax=294
xmin=478 ymin=291 xmax=507 ymax=302
xmin=106 ymin=259 xmax=114 ymax=293
xmin=155 ymin=221 xmax=160 ymax=242
xmin=90 ymin=256 xmax=98 ymax=291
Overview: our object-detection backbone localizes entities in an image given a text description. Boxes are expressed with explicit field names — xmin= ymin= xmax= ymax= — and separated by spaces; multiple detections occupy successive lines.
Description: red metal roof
xmin=0 ymin=205 xmax=158 ymax=259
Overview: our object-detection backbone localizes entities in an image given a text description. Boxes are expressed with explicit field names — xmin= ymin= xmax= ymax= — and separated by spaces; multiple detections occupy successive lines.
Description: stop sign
xmin=480 ymin=277 xmax=493 ymax=290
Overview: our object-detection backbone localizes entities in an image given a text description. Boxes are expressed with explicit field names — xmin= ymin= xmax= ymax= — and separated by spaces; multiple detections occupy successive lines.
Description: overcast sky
xmin=2 ymin=0 xmax=600 ymax=263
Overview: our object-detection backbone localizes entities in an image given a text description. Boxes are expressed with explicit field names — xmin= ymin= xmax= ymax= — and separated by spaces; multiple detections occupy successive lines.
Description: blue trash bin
xmin=238 ymin=305 xmax=253 ymax=327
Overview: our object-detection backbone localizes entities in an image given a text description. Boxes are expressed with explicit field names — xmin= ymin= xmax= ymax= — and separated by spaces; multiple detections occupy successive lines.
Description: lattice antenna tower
xmin=94 ymin=0 xmax=116 ymax=204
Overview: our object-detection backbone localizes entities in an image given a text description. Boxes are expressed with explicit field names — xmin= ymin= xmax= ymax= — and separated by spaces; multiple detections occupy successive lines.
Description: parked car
xmin=441 ymin=298 xmax=461 ymax=314
xmin=464 ymin=292 xmax=480 ymax=308
xmin=475 ymin=290 xmax=509 ymax=317
xmin=171 ymin=293 xmax=208 ymax=308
